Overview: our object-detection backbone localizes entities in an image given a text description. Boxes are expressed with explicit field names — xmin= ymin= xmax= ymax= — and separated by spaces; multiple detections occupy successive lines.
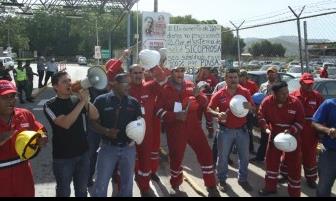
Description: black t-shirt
xmin=94 ymin=91 xmax=142 ymax=146
xmin=44 ymin=96 xmax=88 ymax=159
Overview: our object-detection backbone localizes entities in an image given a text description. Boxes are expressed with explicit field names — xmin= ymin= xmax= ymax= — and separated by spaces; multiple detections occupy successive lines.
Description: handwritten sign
xmin=165 ymin=24 xmax=221 ymax=68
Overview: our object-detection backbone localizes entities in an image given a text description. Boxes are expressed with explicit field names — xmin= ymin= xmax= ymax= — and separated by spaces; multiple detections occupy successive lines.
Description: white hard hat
xmin=139 ymin=49 xmax=161 ymax=70
xmin=273 ymin=132 xmax=297 ymax=152
xmin=126 ymin=117 xmax=146 ymax=145
xmin=229 ymin=95 xmax=249 ymax=118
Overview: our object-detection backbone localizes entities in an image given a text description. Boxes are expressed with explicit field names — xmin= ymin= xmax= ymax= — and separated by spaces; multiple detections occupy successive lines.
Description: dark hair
xmin=225 ymin=68 xmax=240 ymax=76
xmin=51 ymin=71 xmax=68 ymax=86
xmin=115 ymin=73 xmax=129 ymax=83
xmin=0 ymin=61 xmax=3 ymax=67
xmin=271 ymin=81 xmax=288 ymax=92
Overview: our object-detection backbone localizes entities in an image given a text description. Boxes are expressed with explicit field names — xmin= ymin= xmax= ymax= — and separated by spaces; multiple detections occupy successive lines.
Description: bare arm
xmin=53 ymin=90 xmax=89 ymax=129
xmin=312 ymin=122 xmax=336 ymax=138
xmin=85 ymin=102 xmax=99 ymax=121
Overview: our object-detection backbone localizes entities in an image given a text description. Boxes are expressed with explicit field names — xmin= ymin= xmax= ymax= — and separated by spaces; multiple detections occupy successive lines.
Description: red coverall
xmin=258 ymin=95 xmax=305 ymax=197
xmin=196 ymin=74 xmax=219 ymax=135
xmin=129 ymin=80 xmax=161 ymax=193
xmin=280 ymin=89 xmax=324 ymax=183
xmin=319 ymin=68 xmax=328 ymax=78
xmin=0 ymin=108 xmax=45 ymax=197
xmin=155 ymin=80 xmax=216 ymax=189
xmin=240 ymin=80 xmax=259 ymax=95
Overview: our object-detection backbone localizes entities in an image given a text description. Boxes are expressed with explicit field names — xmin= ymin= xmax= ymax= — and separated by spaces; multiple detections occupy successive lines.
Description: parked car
xmin=287 ymin=78 xmax=336 ymax=99
xmin=247 ymin=60 xmax=261 ymax=68
xmin=286 ymin=65 xmax=314 ymax=78
xmin=77 ymin=56 xmax=87 ymax=65
xmin=0 ymin=56 xmax=14 ymax=70
xmin=247 ymin=70 xmax=295 ymax=87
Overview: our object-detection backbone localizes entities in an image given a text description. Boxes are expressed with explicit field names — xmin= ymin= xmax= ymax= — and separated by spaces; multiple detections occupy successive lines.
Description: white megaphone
xmin=71 ymin=66 xmax=108 ymax=92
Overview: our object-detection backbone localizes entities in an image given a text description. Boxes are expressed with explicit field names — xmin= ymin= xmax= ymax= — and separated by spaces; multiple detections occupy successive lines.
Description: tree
xmin=249 ymin=40 xmax=286 ymax=57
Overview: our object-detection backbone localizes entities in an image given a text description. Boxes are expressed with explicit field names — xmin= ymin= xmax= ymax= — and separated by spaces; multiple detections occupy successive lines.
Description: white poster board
xmin=165 ymin=24 xmax=221 ymax=68
xmin=94 ymin=46 xmax=101 ymax=59
xmin=142 ymin=11 xmax=171 ymax=50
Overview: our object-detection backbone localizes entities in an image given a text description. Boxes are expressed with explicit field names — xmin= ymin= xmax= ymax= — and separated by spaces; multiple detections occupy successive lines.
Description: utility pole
xmin=154 ymin=0 xmax=158 ymax=12
xmin=303 ymin=21 xmax=309 ymax=72
xmin=95 ymin=18 xmax=100 ymax=66
xmin=230 ymin=20 xmax=245 ymax=68
xmin=289 ymin=6 xmax=305 ymax=74
xmin=127 ymin=10 xmax=132 ymax=68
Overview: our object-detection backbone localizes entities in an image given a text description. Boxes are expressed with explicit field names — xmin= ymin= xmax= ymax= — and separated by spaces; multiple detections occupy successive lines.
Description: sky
xmin=133 ymin=0 xmax=336 ymax=40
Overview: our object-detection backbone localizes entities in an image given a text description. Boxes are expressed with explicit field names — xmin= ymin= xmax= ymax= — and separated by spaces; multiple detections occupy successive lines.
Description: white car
xmin=0 ymin=57 xmax=14 ymax=69
xmin=77 ymin=56 xmax=87 ymax=65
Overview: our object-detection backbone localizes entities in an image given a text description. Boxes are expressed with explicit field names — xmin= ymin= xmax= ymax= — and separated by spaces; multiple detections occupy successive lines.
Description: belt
xmin=0 ymin=157 xmax=24 ymax=169
xmin=305 ymin=117 xmax=313 ymax=120
xmin=102 ymin=140 xmax=134 ymax=147
xmin=219 ymin=124 xmax=247 ymax=130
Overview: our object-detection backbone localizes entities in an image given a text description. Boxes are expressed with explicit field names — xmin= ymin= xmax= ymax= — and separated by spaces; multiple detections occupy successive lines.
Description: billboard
xmin=142 ymin=11 xmax=171 ymax=50
xmin=165 ymin=24 xmax=222 ymax=68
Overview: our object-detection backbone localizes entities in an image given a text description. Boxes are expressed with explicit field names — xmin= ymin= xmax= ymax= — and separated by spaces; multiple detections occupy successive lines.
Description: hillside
xmin=243 ymin=36 xmax=330 ymax=57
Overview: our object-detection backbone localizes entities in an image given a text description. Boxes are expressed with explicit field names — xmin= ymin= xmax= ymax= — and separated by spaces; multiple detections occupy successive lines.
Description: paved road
xmin=14 ymin=63 xmax=336 ymax=197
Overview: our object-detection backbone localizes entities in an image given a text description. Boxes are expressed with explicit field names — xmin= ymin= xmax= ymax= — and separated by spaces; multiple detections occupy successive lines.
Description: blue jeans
xmin=217 ymin=126 xmax=250 ymax=182
xmin=53 ymin=151 xmax=90 ymax=197
xmin=94 ymin=141 xmax=136 ymax=197
xmin=317 ymin=149 xmax=336 ymax=197
xmin=87 ymin=125 xmax=101 ymax=186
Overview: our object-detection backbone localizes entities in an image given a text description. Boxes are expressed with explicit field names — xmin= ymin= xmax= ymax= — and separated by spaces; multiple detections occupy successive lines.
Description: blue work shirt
xmin=94 ymin=91 xmax=142 ymax=146
xmin=312 ymin=98 xmax=336 ymax=151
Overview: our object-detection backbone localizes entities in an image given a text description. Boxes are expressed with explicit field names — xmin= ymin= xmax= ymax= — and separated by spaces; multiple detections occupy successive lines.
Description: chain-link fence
xmin=223 ymin=1 xmax=336 ymax=75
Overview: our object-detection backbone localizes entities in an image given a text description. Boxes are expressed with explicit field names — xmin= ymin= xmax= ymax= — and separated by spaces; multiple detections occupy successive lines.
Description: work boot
xmin=307 ymin=180 xmax=317 ymax=189
xmin=218 ymin=181 xmax=230 ymax=192
xmin=238 ymin=181 xmax=253 ymax=192
xmin=207 ymin=187 xmax=221 ymax=197
xmin=151 ymin=173 xmax=161 ymax=183
xmin=169 ymin=186 xmax=187 ymax=197
xmin=141 ymin=189 xmax=156 ymax=197
xmin=258 ymin=188 xmax=277 ymax=196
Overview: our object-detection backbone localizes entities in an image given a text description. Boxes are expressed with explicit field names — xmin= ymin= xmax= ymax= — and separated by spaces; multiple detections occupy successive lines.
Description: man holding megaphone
xmin=43 ymin=71 xmax=99 ymax=197
xmin=0 ymin=80 xmax=48 ymax=197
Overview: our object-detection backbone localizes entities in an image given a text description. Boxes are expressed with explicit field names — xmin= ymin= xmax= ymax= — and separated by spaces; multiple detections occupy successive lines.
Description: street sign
xmin=101 ymin=49 xmax=111 ymax=59
xmin=94 ymin=45 xmax=101 ymax=59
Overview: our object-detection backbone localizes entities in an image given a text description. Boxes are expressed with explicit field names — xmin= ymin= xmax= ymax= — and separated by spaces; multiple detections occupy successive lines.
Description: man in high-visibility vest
xmin=13 ymin=61 xmax=32 ymax=104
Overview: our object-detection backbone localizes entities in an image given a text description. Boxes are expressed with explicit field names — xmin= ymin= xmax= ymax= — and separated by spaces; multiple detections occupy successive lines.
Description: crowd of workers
xmin=0 ymin=48 xmax=336 ymax=197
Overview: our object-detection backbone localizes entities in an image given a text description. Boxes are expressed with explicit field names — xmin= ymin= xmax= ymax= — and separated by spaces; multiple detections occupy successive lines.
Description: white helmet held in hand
xmin=139 ymin=49 xmax=161 ymax=70
xmin=126 ymin=117 xmax=146 ymax=145
xmin=273 ymin=132 xmax=297 ymax=152
xmin=229 ymin=95 xmax=249 ymax=118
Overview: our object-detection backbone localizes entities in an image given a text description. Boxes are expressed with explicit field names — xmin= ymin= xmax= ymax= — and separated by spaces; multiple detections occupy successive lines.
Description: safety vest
xmin=15 ymin=68 xmax=27 ymax=81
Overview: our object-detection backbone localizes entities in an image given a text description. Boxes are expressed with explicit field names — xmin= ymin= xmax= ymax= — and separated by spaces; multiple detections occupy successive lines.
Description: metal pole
xmin=127 ymin=10 xmax=131 ymax=68
xmin=96 ymin=18 xmax=100 ymax=65
xmin=303 ymin=21 xmax=309 ymax=73
xmin=135 ymin=2 xmax=139 ymax=62
xmin=230 ymin=20 xmax=245 ymax=68
xmin=289 ymin=6 xmax=305 ymax=74
xmin=154 ymin=0 xmax=158 ymax=12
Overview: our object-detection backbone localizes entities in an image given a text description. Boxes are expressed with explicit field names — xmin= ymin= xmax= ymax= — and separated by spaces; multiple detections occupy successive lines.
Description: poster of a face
xmin=142 ymin=12 xmax=170 ymax=50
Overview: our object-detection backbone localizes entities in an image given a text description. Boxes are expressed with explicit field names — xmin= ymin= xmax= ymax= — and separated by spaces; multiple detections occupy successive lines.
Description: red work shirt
xmin=129 ymin=80 xmax=161 ymax=130
xmin=291 ymin=88 xmax=324 ymax=119
xmin=258 ymin=95 xmax=305 ymax=136
xmin=240 ymin=80 xmax=259 ymax=95
xmin=208 ymin=85 xmax=253 ymax=129
xmin=0 ymin=108 xmax=45 ymax=161
xmin=155 ymin=80 xmax=207 ymax=125
xmin=320 ymin=68 xmax=328 ymax=78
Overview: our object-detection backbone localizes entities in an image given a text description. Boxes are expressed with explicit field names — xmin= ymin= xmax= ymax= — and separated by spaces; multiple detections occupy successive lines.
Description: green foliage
xmin=249 ymin=40 xmax=286 ymax=57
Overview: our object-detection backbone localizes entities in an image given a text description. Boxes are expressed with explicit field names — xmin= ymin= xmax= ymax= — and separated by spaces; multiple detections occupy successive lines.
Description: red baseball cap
xmin=300 ymin=73 xmax=314 ymax=84
xmin=0 ymin=80 xmax=17 ymax=95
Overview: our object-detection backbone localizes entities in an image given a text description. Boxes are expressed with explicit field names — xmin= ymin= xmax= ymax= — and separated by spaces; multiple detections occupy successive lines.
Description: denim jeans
xmin=217 ymin=126 xmax=250 ymax=182
xmin=317 ymin=149 xmax=336 ymax=197
xmin=87 ymin=125 xmax=101 ymax=187
xmin=94 ymin=141 xmax=136 ymax=197
xmin=53 ymin=151 xmax=90 ymax=197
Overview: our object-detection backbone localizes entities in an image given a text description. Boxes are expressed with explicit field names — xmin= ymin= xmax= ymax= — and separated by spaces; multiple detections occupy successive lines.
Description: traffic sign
xmin=101 ymin=49 xmax=111 ymax=59
xmin=94 ymin=46 xmax=101 ymax=59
